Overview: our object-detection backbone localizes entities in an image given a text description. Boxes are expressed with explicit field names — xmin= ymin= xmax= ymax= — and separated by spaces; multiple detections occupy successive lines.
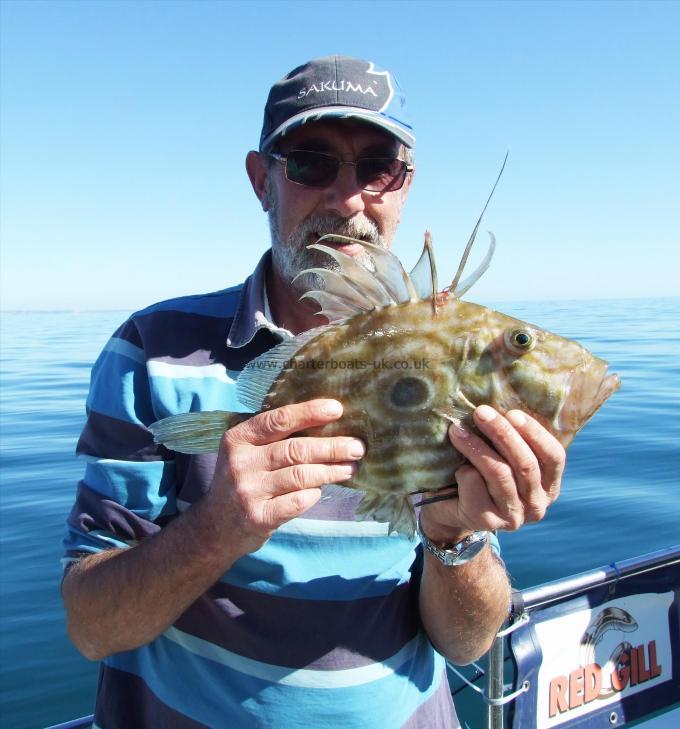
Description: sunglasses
xmin=268 ymin=150 xmax=413 ymax=192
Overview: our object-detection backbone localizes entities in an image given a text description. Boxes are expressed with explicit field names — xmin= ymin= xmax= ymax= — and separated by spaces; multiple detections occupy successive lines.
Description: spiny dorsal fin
xmin=236 ymin=326 xmax=329 ymax=410
xmin=408 ymin=230 xmax=438 ymax=314
xmin=296 ymin=234 xmax=423 ymax=325
xmin=453 ymin=232 xmax=496 ymax=297
xmin=300 ymin=289 xmax=370 ymax=323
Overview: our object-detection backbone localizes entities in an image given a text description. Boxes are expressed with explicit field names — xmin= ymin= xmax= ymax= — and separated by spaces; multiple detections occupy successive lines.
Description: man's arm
xmin=62 ymin=399 xmax=364 ymax=660
xmin=418 ymin=405 xmax=566 ymax=664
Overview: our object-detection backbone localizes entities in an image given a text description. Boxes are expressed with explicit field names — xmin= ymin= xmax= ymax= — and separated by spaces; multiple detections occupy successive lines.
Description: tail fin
xmin=148 ymin=411 xmax=250 ymax=454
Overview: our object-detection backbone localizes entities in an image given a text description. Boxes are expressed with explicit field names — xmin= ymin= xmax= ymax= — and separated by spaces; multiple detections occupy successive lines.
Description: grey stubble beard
xmin=266 ymin=180 xmax=394 ymax=295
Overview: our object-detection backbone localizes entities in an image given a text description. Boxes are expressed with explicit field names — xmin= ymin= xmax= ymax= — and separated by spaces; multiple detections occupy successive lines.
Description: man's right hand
xmin=202 ymin=398 xmax=365 ymax=555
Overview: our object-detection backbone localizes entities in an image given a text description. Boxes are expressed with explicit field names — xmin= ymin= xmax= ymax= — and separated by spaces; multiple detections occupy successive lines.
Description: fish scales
xmin=149 ymin=235 xmax=620 ymax=535
xmin=265 ymin=299 xmax=464 ymax=497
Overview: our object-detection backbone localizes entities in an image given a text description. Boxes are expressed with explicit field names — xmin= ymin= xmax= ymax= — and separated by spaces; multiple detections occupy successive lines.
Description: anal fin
xmin=355 ymin=491 xmax=417 ymax=537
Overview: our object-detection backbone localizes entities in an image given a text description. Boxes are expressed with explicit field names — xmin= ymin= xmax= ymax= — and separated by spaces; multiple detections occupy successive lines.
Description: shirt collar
xmin=226 ymin=249 xmax=293 ymax=348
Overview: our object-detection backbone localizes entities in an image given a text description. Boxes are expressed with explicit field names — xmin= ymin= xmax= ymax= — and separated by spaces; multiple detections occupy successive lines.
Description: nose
xmin=321 ymin=164 xmax=367 ymax=218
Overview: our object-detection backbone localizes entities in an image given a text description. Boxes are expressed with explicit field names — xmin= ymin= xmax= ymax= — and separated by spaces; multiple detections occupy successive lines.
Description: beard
xmin=267 ymin=183 xmax=393 ymax=295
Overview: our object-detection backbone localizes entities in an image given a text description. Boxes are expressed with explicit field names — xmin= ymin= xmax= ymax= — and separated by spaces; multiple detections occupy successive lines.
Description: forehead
xmin=276 ymin=118 xmax=401 ymax=154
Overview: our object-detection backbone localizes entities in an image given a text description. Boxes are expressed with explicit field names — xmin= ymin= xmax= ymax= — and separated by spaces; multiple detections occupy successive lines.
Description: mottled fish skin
xmin=263 ymin=297 xmax=618 ymax=503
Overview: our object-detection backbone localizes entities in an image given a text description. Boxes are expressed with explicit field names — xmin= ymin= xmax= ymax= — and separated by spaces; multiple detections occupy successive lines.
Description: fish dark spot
xmin=389 ymin=377 xmax=430 ymax=409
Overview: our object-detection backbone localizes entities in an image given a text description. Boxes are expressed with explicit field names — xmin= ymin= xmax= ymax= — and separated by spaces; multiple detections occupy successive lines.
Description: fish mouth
xmin=558 ymin=364 xmax=620 ymax=444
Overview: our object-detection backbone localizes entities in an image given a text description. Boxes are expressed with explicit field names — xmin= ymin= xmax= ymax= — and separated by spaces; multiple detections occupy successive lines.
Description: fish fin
xmin=355 ymin=491 xmax=417 ymax=536
xmin=319 ymin=483 xmax=358 ymax=502
xmin=434 ymin=392 xmax=476 ymax=427
xmin=299 ymin=233 xmax=440 ymax=324
xmin=307 ymin=242 xmax=394 ymax=308
xmin=293 ymin=267 xmax=374 ymax=323
xmin=300 ymin=290 xmax=369 ymax=324
xmin=452 ymin=232 xmax=496 ymax=297
xmin=448 ymin=152 xmax=507 ymax=294
xmin=341 ymin=236 xmax=417 ymax=304
xmin=409 ymin=230 xmax=438 ymax=302
xmin=236 ymin=327 xmax=328 ymax=410
xmin=148 ymin=411 xmax=250 ymax=453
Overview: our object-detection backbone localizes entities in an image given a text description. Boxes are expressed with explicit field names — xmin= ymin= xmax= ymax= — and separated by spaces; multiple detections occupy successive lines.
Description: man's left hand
xmin=420 ymin=404 xmax=566 ymax=544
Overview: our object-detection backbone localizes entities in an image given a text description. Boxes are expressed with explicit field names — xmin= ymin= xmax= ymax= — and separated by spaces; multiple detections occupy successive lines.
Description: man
xmin=62 ymin=56 xmax=565 ymax=728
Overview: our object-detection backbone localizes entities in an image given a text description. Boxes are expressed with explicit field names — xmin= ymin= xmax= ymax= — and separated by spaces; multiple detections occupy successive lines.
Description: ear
xmin=402 ymin=164 xmax=415 ymax=199
xmin=246 ymin=151 xmax=270 ymax=212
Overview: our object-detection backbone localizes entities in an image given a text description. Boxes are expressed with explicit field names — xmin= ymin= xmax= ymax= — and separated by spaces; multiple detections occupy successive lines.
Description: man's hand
xmin=421 ymin=405 xmax=566 ymax=543
xmin=201 ymin=398 xmax=365 ymax=554
xmin=417 ymin=405 xmax=566 ymax=665
xmin=63 ymin=398 xmax=364 ymax=659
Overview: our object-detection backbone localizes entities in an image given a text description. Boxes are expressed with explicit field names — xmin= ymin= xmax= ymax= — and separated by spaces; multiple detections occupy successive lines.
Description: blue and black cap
xmin=259 ymin=55 xmax=415 ymax=152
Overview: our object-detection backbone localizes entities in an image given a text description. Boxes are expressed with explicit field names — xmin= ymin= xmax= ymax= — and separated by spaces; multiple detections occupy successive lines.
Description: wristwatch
xmin=416 ymin=514 xmax=489 ymax=566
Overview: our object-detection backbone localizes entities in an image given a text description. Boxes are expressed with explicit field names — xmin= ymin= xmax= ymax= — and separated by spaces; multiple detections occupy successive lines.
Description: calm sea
xmin=1 ymin=299 xmax=678 ymax=729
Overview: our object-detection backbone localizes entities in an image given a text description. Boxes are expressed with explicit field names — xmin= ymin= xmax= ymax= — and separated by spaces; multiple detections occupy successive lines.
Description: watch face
xmin=458 ymin=535 xmax=487 ymax=562
xmin=439 ymin=532 xmax=488 ymax=566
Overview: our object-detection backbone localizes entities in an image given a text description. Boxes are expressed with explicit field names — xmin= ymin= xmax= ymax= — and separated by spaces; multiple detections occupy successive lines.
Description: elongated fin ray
xmin=449 ymin=151 xmax=508 ymax=294
xmin=453 ymin=232 xmax=496 ymax=297
xmin=149 ymin=411 xmax=250 ymax=454
xmin=236 ymin=327 xmax=328 ymax=410
xmin=307 ymin=243 xmax=393 ymax=308
xmin=318 ymin=235 xmax=416 ymax=304
xmin=300 ymin=290 xmax=369 ymax=324
xmin=293 ymin=267 xmax=377 ymax=314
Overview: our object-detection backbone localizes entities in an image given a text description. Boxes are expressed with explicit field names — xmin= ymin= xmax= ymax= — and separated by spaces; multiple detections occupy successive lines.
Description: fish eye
xmin=504 ymin=327 xmax=536 ymax=354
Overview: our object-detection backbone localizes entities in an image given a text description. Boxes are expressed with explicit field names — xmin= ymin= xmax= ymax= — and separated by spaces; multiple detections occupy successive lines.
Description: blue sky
xmin=1 ymin=0 xmax=678 ymax=310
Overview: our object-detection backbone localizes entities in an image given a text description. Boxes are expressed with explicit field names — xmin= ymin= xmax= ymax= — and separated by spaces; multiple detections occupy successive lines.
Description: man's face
xmin=263 ymin=119 xmax=413 ymax=292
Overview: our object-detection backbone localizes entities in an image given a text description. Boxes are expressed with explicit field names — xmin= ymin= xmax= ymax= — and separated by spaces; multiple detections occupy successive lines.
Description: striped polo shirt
xmin=63 ymin=251 xmax=460 ymax=728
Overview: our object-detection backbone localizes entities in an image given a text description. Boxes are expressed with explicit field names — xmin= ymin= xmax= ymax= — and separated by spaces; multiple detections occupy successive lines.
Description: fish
xmin=149 ymin=226 xmax=621 ymax=536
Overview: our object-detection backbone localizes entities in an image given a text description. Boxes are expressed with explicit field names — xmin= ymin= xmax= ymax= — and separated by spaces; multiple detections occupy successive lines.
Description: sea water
xmin=1 ymin=299 xmax=678 ymax=729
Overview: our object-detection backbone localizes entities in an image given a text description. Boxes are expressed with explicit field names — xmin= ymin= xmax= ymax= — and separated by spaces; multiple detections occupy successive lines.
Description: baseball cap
xmin=259 ymin=55 xmax=415 ymax=152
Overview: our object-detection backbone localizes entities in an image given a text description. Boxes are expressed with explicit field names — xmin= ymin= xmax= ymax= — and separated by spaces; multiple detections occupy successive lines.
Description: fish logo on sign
xmin=548 ymin=606 xmax=663 ymax=718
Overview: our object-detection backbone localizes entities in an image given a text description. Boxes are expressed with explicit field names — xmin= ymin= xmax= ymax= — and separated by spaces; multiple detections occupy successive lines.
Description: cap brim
xmin=260 ymin=106 xmax=415 ymax=151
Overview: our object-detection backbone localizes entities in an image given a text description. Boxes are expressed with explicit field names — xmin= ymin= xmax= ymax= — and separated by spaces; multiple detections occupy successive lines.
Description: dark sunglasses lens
xmin=286 ymin=151 xmax=339 ymax=187
xmin=357 ymin=158 xmax=406 ymax=191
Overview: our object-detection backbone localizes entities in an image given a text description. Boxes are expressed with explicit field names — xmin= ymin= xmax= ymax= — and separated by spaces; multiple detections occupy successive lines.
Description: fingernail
xmin=323 ymin=400 xmax=343 ymax=417
xmin=475 ymin=405 xmax=497 ymax=423
xmin=451 ymin=422 xmax=469 ymax=438
xmin=349 ymin=440 xmax=365 ymax=458
xmin=338 ymin=464 xmax=354 ymax=478
xmin=507 ymin=410 xmax=527 ymax=427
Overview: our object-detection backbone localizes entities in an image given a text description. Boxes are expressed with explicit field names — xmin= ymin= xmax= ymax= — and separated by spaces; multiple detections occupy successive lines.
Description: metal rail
xmin=515 ymin=544 xmax=680 ymax=613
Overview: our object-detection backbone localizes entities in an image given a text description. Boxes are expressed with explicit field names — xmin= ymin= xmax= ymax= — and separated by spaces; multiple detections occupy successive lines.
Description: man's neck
xmin=265 ymin=263 xmax=324 ymax=335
